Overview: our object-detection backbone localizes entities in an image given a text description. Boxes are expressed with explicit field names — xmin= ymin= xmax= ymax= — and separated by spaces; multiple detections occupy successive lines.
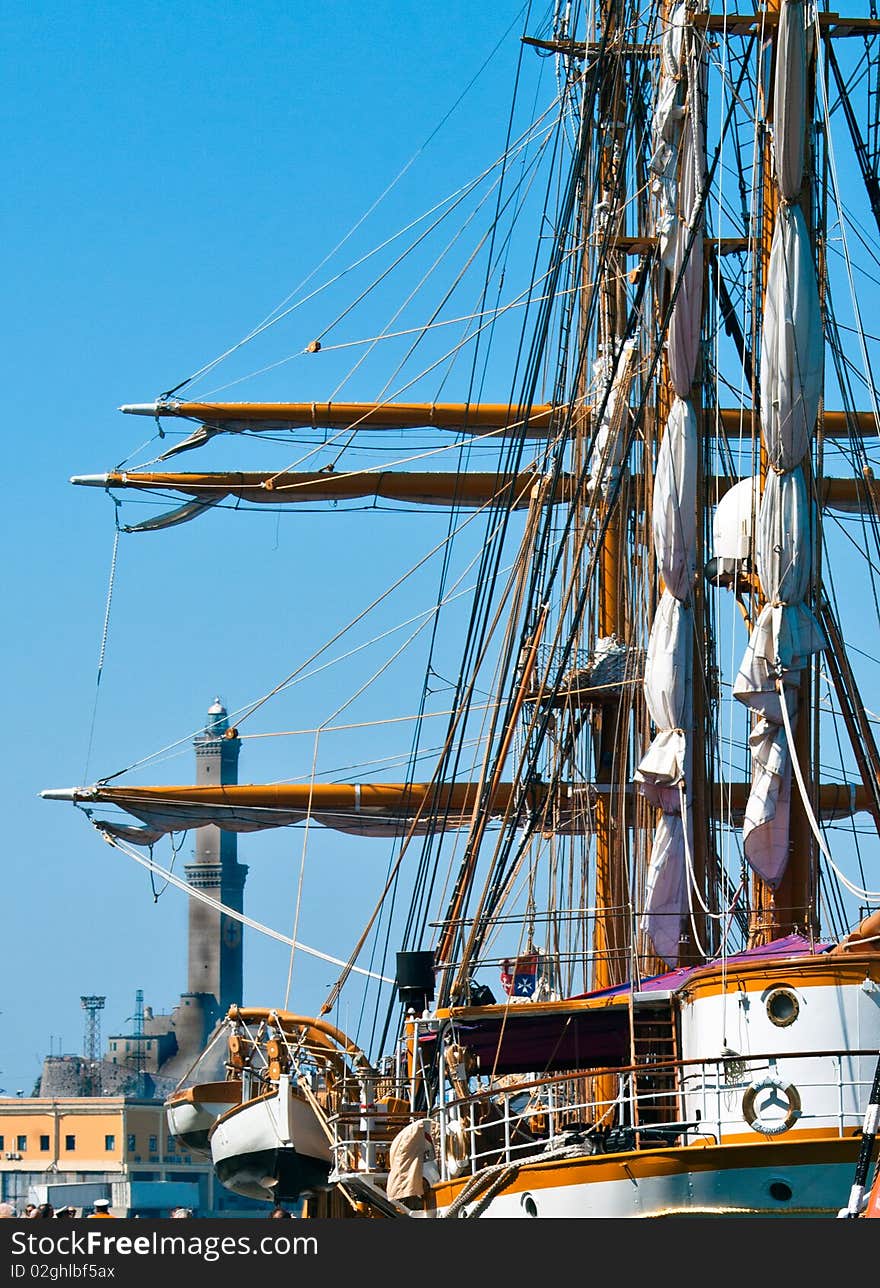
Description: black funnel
xmin=396 ymin=950 xmax=435 ymax=1012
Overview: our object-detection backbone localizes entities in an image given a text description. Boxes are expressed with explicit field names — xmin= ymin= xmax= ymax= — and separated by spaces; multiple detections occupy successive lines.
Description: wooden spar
xmin=523 ymin=13 xmax=880 ymax=53
xmin=699 ymin=12 xmax=880 ymax=37
xmin=73 ymin=469 xmax=880 ymax=514
xmin=120 ymin=400 xmax=559 ymax=435
xmin=117 ymin=398 xmax=879 ymax=438
xmin=72 ymin=470 xmax=552 ymax=509
xmin=43 ymin=779 xmax=876 ymax=824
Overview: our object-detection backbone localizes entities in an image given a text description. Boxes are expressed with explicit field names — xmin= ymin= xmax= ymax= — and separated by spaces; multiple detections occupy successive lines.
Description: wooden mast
xmin=589 ymin=0 xmax=632 ymax=993
xmin=749 ymin=0 xmax=819 ymax=946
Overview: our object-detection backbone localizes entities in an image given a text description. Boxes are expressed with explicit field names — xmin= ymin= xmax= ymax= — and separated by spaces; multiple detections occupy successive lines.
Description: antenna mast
xmin=80 ymin=994 xmax=106 ymax=1096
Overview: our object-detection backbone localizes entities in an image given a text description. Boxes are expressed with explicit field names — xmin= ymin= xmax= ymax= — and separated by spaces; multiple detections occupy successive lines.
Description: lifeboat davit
xmin=166 ymin=1081 xmax=243 ymax=1156
xmin=209 ymin=1073 xmax=332 ymax=1202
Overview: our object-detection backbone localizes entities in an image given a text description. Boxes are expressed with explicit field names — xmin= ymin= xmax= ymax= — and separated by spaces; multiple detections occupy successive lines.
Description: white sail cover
xmin=667 ymin=31 xmax=706 ymax=399
xmin=638 ymin=13 xmax=705 ymax=965
xmin=636 ymin=590 xmax=693 ymax=814
xmin=95 ymin=803 xmax=465 ymax=839
xmin=734 ymin=0 xmax=824 ymax=887
xmin=588 ymin=339 xmax=637 ymax=496
xmin=760 ymin=203 xmax=823 ymax=470
xmin=640 ymin=812 xmax=690 ymax=965
xmin=735 ymin=469 xmax=824 ymax=704
xmin=652 ymin=397 xmax=697 ymax=600
xmin=650 ymin=2 xmax=687 ymax=268
xmin=773 ymin=0 xmax=807 ymax=203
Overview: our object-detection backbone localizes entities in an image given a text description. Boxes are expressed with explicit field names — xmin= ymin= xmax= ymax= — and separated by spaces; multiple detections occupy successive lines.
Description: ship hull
xmin=209 ymin=1081 xmax=332 ymax=1203
xmin=410 ymin=953 xmax=880 ymax=1220
xmin=165 ymin=1081 xmax=242 ymax=1156
xmin=432 ymin=1134 xmax=862 ymax=1218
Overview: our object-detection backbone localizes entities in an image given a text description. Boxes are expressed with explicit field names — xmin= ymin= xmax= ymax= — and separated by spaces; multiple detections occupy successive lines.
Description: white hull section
xmin=443 ymin=1154 xmax=855 ymax=1210
xmin=677 ymin=964 xmax=880 ymax=1141
xmin=166 ymin=1085 xmax=240 ymax=1156
xmin=210 ymin=1074 xmax=332 ymax=1202
xmin=418 ymin=957 xmax=880 ymax=1220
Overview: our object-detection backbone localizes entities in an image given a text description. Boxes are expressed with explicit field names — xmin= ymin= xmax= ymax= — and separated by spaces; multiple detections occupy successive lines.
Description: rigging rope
xmin=161 ymin=14 xmax=544 ymax=402
xmin=96 ymin=824 xmax=394 ymax=982
xmin=82 ymin=513 xmax=120 ymax=786
xmin=778 ymin=677 xmax=880 ymax=901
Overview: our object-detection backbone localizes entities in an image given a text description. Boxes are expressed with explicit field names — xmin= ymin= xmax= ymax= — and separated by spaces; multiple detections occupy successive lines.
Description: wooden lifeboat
xmin=208 ymin=1073 xmax=332 ymax=1202
xmin=165 ymin=1080 xmax=243 ymax=1156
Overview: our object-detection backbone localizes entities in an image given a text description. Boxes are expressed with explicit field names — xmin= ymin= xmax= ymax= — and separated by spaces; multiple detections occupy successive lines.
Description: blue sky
xmin=2 ymin=0 xmax=539 ymax=1095
xmin=4 ymin=1 xmax=880 ymax=1101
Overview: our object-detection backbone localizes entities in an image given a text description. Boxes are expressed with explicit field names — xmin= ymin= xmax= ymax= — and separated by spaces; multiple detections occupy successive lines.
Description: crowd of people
xmin=0 ymin=1198 xmax=296 ymax=1218
xmin=0 ymin=1199 xmax=114 ymax=1218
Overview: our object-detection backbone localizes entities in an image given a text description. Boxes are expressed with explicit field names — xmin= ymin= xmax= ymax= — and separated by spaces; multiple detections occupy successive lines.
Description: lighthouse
xmin=175 ymin=698 xmax=249 ymax=1055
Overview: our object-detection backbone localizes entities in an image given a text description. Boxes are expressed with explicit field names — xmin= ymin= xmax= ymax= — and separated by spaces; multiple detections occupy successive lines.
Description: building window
xmin=0 ymin=1135 xmax=4 ymax=1150
xmin=40 ymin=1135 xmax=50 ymax=1151
xmin=104 ymin=1134 xmax=116 ymax=1151
xmin=17 ymin=1136 xmax=26 ymax=1152
xmin=127 ymin=1133 xmax=136 ymax=1151
xmin=149 ymin=1135 xmax=158 ymax=1152
xmin=65 ymin=1135 xmax=76 ymax=1150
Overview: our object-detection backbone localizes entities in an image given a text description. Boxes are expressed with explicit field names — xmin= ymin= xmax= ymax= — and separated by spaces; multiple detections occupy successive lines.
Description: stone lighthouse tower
xmin=175 ymin=698 xmax=249 ymax=1055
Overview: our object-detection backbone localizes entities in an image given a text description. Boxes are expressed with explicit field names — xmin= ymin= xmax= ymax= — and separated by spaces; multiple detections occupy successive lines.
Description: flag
xmin=500 ymin=953 xmax=539 ymax=998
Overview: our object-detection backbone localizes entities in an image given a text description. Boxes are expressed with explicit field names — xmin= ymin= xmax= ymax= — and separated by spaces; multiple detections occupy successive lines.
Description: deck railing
xmin=327 ymin=1045 xmax=879 ymax=1184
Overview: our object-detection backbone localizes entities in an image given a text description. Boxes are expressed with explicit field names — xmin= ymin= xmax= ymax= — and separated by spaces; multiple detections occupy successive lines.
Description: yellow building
xmin=0 ymin=1095 xmax=258 ymax=1216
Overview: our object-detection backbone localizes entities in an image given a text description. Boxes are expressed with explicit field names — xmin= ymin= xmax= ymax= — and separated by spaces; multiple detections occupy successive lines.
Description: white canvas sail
xmin=734 ymin=0 xmax=825 ymax=887
xmin=637 ymin=9 xmax=705 ymax=964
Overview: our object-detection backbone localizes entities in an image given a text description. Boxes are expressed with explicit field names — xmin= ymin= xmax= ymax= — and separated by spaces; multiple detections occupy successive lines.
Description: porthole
xmin=521 ymin=1193 xmax=538 ymax=1217
xmin=768 ymin=1180 xmax=793 ymax=1203
xmin=765 ymin=986 xmax=799 ymax=1027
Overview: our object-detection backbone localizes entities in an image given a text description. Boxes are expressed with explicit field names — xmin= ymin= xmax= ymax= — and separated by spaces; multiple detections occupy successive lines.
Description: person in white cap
xmin=87 ymin=1199 xmax=115 ymax=1218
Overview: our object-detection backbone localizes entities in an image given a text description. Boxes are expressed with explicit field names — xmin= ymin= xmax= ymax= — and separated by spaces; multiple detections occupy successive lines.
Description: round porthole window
xmin=521 ymin=1193 xmax=538 ymax=1217
xmin=768 ymin=1180 xmax=793 ymax=1202
xmin=765 ymin=987 xmax=799 ymax=1027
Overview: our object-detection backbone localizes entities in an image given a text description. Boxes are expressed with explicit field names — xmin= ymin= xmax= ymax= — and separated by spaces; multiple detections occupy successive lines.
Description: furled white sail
xmin=772 ymin=0 xmax=807 ymax=203
xmin=640 ymin=812 xmax=689 ymax=965
xmin=734 ymin=0 xmax=825 ymax=887
xmin=651 ymin=397 xmax=697 ymax=601
xmin=638 ymin=10 xmax=705 ymax=964
xmin=667 ymin=30 xmax=707 ymax=399
xmin=649 ymin=2 xmax=687 ymax=269
xmin=760 ymin=203 xmax=823 ymax=471
xmin=635 ymin=590 xmax=693 ymax=814
xmin=588 ymin=339 xmax=637 ymax=497
xmin=122 ymin=497 xmax=219 ymax=532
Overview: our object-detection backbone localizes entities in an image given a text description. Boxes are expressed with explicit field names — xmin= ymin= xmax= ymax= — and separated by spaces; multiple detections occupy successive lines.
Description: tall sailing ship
xmin=44 ymin=1 xmax=880 ymax=1217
